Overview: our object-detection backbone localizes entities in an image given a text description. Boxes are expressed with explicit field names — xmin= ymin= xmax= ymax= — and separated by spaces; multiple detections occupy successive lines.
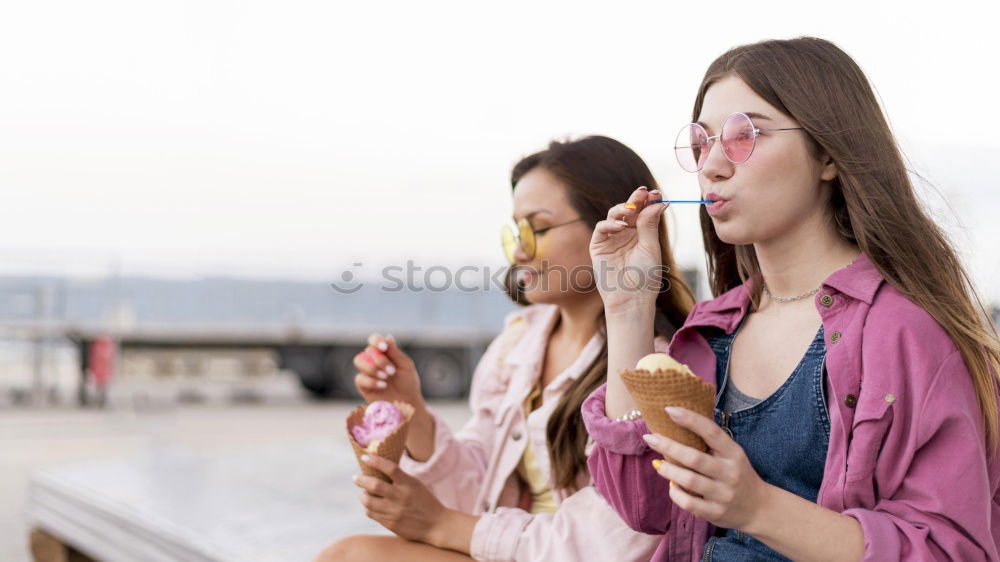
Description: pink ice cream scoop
xmin=350 ymin=401 xmax=404 ymax=447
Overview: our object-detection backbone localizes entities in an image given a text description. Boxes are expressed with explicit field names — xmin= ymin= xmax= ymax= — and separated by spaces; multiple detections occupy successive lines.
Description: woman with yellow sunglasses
xmin=318 ymin=136 xmax=696 ymax=561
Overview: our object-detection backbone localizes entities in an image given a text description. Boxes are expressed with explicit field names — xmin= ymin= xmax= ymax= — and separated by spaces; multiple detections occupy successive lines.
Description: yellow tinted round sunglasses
xmin=500 ymin=217 xmax=584 ymax=264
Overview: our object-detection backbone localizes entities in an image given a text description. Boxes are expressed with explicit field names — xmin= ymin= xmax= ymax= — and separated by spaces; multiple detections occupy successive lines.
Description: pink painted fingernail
xmin=378 ymin=341 xmax=388 ymax=352
xmin=385 ymin=365 xmax=396 ymax=375
xmin=665 ymin=407 xmax=683 ymax=418
xmin=359 ymin=351 xmax=373 ymax=364
xmin=376 ymin=371 xmax=388 ymax=380
xmin=642 ymin=434 xmax=661 ymax=446
xmin=377 ymin=381 xmax=387 ymax=389
xmin=361 ymin=455 xmax=370 ymax=463
xmin=615 ymin=220 xmax=629 ymax=227
xmin=637 ymin=186 xmax=648 ymax=191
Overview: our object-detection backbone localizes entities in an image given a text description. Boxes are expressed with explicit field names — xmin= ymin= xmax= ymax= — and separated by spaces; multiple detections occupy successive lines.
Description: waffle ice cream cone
xmin=346 ymin=400 xmax=415 ymax=482
xmin=620 ymin=354 xmax=715 ymax=465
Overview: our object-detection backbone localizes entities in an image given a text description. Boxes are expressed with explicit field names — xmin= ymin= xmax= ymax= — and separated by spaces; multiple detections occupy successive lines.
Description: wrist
xmin=412 ymin=399 xmax=430 ymax=421
xmin=403 ymin=403 xmax=438 ymax=463
xmin=427 ymin=509 xmax=477 ymax=553
xmin=605 ymin=306 xmax=656 ymax=345
xmin=414 ymin=404 xmax=436 ymax=434
xmin=605 ymin=301 xmax=656 ymax=323
xmin=425 ymin=508 xmax=452 ymax=549
xmin=742 ymin=482 xmax=781 ymax=537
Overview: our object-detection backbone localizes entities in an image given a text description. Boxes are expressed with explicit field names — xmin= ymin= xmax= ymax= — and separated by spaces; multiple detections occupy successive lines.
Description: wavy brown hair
xmin=694 ymin=37 xmax=1000 ymax=453
xmin=503 ymin=135 xmax=696 ymax=490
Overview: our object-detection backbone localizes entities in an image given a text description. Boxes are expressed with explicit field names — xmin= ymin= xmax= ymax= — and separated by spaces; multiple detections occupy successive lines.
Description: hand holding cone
xmin=620 ymin=353 xmax=716 ymax=465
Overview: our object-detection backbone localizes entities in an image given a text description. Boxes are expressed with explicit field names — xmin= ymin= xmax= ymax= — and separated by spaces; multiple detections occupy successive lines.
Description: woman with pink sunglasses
xmin=584 ymin=37 xmax=1000 ymax=561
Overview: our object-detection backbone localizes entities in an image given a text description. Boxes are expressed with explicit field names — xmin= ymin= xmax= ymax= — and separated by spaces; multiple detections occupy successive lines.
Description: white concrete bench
xmin=27 ymin=442 xmax=384 ymax=561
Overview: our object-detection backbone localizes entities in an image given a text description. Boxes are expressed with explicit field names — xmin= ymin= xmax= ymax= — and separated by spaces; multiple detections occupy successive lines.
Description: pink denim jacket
xmin=400 ymin=303 xmax=667 ymax=562
xmin=583 ymin=254 xmax=1000 ymax=561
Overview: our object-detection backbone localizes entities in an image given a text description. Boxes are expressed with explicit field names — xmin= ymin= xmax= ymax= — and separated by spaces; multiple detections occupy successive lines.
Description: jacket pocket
xmin=844 ymin=388 xmax=895 ymax=483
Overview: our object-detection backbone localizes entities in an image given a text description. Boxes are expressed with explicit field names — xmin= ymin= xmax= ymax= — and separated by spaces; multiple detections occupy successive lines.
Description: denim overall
xmin=701 ymin=320 xmax=830 ymax=561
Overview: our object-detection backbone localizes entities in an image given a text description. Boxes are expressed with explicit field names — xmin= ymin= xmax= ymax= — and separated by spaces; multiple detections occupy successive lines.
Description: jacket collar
xmin=503 ymin=304 xmax=559 ymax=368
xmin=687 ymin=253 xmax=884 ymax=331
xmin=687 ymin=283 xmax=750 ymax=334
xmin=502 ymin=303 xmax=605 ymax=382
xmin=821 ymin=252 xmax=883 ymax=305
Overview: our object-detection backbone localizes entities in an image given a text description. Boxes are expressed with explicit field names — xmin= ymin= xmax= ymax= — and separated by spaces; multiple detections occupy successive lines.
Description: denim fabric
xmin=701 ymin=322 xmax=830 ymax=562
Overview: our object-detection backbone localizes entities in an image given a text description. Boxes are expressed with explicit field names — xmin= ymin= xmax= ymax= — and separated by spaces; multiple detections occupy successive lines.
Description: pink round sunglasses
xmin=674 ymin=112 xmax=804 ymax=172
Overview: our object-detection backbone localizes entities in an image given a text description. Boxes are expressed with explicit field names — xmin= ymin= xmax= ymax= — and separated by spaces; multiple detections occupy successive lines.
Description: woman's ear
xmin=819 ymin=154 xmax=838 ymax=182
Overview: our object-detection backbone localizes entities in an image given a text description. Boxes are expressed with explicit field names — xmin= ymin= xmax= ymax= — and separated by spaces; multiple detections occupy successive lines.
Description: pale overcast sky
xmin=0 ymin=1 xmax=997 ymax=300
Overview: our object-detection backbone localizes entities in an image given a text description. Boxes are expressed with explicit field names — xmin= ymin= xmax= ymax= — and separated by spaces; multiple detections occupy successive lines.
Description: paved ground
xmin=0 ymin=398 xmax=471 ymax=561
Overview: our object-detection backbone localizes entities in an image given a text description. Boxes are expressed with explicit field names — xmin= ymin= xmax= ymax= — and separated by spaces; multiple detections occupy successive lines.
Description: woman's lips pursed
xmin=704 ymin=192 xmax=731 ymax=217
xmin=707 ymin=200 xmax=730 ymax=216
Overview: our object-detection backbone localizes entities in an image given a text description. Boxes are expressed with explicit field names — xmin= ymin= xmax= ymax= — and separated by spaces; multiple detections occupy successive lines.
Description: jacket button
xmin=820 ymin=294 xmax=834 ymax=307
xmin=885 ymin=393 xmax=896 ymax=403
xmin=844 ymin=394 xmax=857 ymax=408
xmin=512 ymin=431 xmax=522 ymax=441
xmin=830 ymin=331 xmax=842 ymax=344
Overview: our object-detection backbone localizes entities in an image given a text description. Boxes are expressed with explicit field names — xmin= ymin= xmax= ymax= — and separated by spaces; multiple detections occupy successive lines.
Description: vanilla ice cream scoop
xmin=635 ymin=353 xmax=695 ymax=377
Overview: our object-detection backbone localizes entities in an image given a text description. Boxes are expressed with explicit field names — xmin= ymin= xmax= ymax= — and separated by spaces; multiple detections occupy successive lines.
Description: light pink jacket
xmin=399 ymin=303 xmax=665 ymax=562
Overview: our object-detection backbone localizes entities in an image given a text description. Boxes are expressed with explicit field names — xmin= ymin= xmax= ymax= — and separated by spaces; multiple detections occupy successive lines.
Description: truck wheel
xmin=411 ymin=349 xmax=466 ymax=400
xmin=282 ymin=347 xmax=331 ymax=399
xmin=323 ymin=348 xmax=363 ymax=399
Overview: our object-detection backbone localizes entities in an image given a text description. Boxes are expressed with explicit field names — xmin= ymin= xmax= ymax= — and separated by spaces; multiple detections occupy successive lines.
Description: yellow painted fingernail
xmin=624 ymin=203 xmax=637 ymax=210
xmin=652 ymin=459 xmax=663 ymax=471
xmin=669 ymin=480 xmax=676 ymax=488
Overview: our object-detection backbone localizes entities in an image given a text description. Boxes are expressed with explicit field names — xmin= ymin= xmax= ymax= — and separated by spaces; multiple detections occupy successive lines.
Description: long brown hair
xmin=694 ymin=37 xmax=1000 ymax=453
xmin=504 ymin=135 xmax=696 ymax=490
